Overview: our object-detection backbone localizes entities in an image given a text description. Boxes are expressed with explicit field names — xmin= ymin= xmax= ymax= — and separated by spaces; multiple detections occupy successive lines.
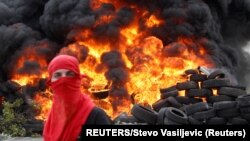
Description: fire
xmin=33 ymin=90 xmax=52 ymax=120
xmin=145 ymin=15 xmax=162 ymax=28
xmin=10 ymin=1 xmax=215 ymax=120
xmin=11 ymin=44 xmax=49 ymax=86
xmin=213 ymin=89 xmax=218 ymax=96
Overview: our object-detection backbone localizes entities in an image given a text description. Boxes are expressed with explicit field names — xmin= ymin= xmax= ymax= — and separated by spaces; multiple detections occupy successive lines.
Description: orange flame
xmin=33 ymin=90 xmax=52 ymax=120
xmin=145 ymin=15 xmax=163 ymax=27
xmin=11 ymin=44 xmax=48 ymax=86
xmin=10 ymin=1 xmax=215 ymax=120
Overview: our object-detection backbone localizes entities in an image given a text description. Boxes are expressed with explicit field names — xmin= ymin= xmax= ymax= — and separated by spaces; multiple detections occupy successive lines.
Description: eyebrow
xmin=53 ymin=70 xmax=75 ymax=74
xmin=54 ymin=72 xmax=62 ymax=75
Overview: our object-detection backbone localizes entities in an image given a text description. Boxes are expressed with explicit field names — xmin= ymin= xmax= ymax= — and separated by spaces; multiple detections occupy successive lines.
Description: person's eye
xmin=53 ymin=73 xmax=61 ymax=78
xmin=66 ymin=71 xmax=75 ymax=77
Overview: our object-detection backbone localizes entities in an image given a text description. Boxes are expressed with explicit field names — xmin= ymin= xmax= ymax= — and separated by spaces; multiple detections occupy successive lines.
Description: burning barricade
xmin=115 ymin=67 xmax=249 ymax=125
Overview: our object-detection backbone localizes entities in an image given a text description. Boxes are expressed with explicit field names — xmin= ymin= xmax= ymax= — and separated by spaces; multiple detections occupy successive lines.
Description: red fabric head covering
xmin=43 ymin=55 xmax=94 ymax=141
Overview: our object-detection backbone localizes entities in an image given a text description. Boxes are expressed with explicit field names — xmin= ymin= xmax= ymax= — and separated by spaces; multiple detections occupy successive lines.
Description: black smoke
xmin=101 ymin=51 xmax=130 ymax=110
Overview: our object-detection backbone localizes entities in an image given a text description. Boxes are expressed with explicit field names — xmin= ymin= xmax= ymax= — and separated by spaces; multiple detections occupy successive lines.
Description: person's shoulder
xmin=92 ymin=106 xmax=107 ymax=115
xmin=88 ymin=106 xmax=112 ymax=124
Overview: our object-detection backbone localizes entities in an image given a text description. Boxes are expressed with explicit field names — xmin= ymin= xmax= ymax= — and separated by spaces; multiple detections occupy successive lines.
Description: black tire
xmin=131 ymin=104 xmax=158 ymax=125
xmin=213 ymin=101 xmax=237 ymax=111
xmin=113 ymin=114 xmax=139 ymax=124
xmin=38 ymin=78 xmax=47 ymax=91
xmin=207 ymin=95 xmax=234 ymax=103
xmin=201 ymin=79 xmax=231 ymax=88
xmin=160 ymin=85 xmax=177 ymax=94
xmin=23 ymin=122 xmax=43 ymax=133
xmin=185 ymin=89 xmax=212 ymax=98
xmin=92 ymin=90 xmax=109 ymax=99
xmin=152 ymin=98 xmax=169 ymax=112
xmin=0 ymin=82 xmax=9 ymax=93
xmin=189 ymin=98 xmax=203 ymax=104
xmin=190 ymin=74 xmax=207 ymax=82
xmin=192 ymin=108 xmax=216 ymax=121
xmin=175 ymin=96 xmax=190 ymax=104
xmin=229 ymin=85 xmax=246 ymax=90
xmin=165 ymin=107 xmax=188 ymax=124
xmin=166 ymin=96 xmax=182 ymax=108
xmin=157 ymin=108 xmax=167 ymax=125
xmin=164 ymin=117 xmax=181 ymax=125
xmin=217 ymin=108 xmax=240 ymax=118
xmin=229 ymin=117 xmax=248 ymax=125
xmin=6 ymin=80 xmax=22 ymax=92
xmin=185 ymin=69 xmax=198 ymax=75
xmin=240 ymin=107 xmax=250 ymax=114
xmin=218 ymin=87 xmax=246 ymax=97
xmin=161 ymin=90 xmax=178 ymax=99
xmin=207 ymin=70 xmax=225 ymax=79
xmin=188 ymin=116 xmax=203 ymax=125
xmin=241 ymin=113 xmax=250 ymax=120
xmin=206 ymin=117 xmax=226 ymax=125
xmin=176 ymin=81 xmax=198 ymax=90
xmin=237 ymin=94 xmax=250 ymax=107
xmin=184 ymin=102 xmax=209 ymax=115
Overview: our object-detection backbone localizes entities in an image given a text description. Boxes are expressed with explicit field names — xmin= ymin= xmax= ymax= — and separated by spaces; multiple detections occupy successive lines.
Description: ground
xmin=2 ymin=137 xmax=42 ymax=141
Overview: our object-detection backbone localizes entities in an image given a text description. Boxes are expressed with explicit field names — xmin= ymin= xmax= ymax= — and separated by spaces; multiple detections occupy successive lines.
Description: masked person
xmin=43 ymin=55 xmax=111 ymax=141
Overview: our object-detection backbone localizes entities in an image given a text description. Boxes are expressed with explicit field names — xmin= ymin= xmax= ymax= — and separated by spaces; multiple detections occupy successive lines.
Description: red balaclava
xmin=43 ymin=55 xmax=94 ymax=141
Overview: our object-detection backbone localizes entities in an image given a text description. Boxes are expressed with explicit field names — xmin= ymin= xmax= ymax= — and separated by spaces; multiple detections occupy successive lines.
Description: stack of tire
xmin=131 ymin=104 xmax=188 ymax=125
xmin=237 ymin=95 xmax=250 ymax=124
xmin=128 ymin=68 xmax=249 ymax=125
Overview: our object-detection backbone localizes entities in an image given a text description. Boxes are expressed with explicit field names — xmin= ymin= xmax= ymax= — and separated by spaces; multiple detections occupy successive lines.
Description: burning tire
xmin=184 ymin=102 xmax=209 ymax=115
xmin=160 ymin=85 xmax=177 ymax=94
xmin=176 ymin=81 xmax=198 ymax=90
xmin=164 ymin=107 xmax=188 ymax=124
xmin=189 ymin=98 xmax=203 ymax=104
xmin=185 ymin=89 xmax=212 ymax=98
xmin=185 ymin=69 xmax=198 ymax=75
xmin=201 ymin=79 xmax=231 ymax=88
xmin=6 ymin=80 xmax=22 ymax=92
xmin=131 ymin=104 xmax=158 ymax=125
xmin=160 ymin=90 xmax=178 ymax=99
xmin=190 ymin=74 xmax=207 ymax=82
xmin=218 ymin=87 xmax=246 ymax=97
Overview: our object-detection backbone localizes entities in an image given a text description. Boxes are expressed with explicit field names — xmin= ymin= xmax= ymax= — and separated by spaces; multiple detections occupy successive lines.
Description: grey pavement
xmin=3 ymin=137 xmax=43 ymax=141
